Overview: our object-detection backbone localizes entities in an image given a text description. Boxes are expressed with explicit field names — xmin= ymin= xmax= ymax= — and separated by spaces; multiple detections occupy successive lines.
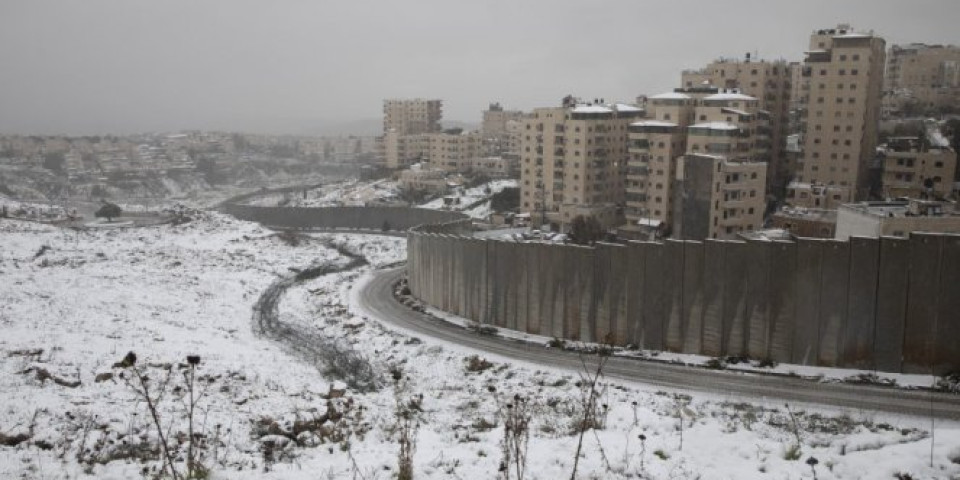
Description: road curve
xmin=356 ymin=267 xmax=960 ymax=421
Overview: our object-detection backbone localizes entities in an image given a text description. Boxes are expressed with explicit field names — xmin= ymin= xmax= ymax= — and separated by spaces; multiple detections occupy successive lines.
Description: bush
xmin=464 ymin=355 xmax=493 ymax=373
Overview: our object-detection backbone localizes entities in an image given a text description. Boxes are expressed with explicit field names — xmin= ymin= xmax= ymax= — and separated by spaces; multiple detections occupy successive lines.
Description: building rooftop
xmin=649 ymin=92 xmax=691 ymax=100
xmin=689 ymin=121 xmax=740 ymax=131
xmin=630 ymin=120 xmax=677 ymax=128
xmin=571 ymin=104 xmax=612 ymax=114
xmin=703 ymin=92 xmax=756 ymax=102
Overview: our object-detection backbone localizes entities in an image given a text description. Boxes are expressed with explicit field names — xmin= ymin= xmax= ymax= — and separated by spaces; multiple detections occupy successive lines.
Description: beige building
xmin=877 ymin=126 xmax=956 ymax=199
xmin=674 ymin=154 xmax=767 ymax=240
xmin=481 ymin=103 xmax=524 ymax=156
xmin=681 ymin=55 xmax=792 ymax=192
xmin=769 ymin=207 xmax=837 ymax=238
xmin=886 ymin=43 xmax=960 ymax=113
xmin=624 ymin=88 xmax=769 ymax=240
xmin=785 ymin=181 xmax=848 ymax=209
xmin=795 ymin=24 xmax=886 ymax=202
xmin=519 ymin=99 xmax=643 ymax=231
xmin=398 ymin=164 xmax=456 ymax=194
xmin=426 ymin=130 xmax=482 ymax=172
xmin=835 ymin=198 xmax=960 ymax=239
xmin=383 ymin=130 xmax=430 ymax=169
xmin=383 ymin=99 xmax=442 ymax=136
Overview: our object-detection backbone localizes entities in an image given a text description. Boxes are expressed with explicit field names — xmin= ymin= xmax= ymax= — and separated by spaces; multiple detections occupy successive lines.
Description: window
xmin=851 ymin=69 xmax=859 ymax=75
xmin=852 ymin=54 xmax=860 ymax=61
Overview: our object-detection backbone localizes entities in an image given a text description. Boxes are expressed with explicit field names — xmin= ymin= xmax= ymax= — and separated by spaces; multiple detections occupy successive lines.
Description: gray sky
xmin=1 ymin=0 xmax=958 ymax=136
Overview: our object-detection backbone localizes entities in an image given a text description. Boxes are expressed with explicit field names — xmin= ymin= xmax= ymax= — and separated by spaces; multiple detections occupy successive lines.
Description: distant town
xmin=4 ymin=24 xmax=958 ymax=242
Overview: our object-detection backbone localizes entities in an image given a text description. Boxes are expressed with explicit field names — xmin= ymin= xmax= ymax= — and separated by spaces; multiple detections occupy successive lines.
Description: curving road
xmin=356 ymin=267 xmax=960 ymax=421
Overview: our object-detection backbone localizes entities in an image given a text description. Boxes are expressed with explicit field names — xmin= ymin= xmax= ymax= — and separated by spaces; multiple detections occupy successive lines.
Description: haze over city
xmin=2 ymin=0 xmax=959 ymax=135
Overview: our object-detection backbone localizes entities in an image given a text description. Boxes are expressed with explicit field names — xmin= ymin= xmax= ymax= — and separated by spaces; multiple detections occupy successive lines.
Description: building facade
xmin=383 ymin=99 xmax=443 ymax=136
xmin=886 ymin=43 xmax=960 ymax=113
xmin=681 ymin=56 xmax=791 ymax=193
xmin=519 ymin=99 xmax=643 ymax=231
xmin=795 ymin=25 xmax=886 ymax=202
xmin=835 ymin=199 xmax=960 ymax=239
xmin=876 ymin=125 xmax=957 ymax=199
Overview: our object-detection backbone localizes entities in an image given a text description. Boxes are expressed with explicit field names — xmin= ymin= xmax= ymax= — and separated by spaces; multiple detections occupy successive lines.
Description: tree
xmin=490 ymin=187 xmax=520 ymax=212
xmin=567 ymin=215 xmax=604 ymax=245
xmin=95 ymin=203 xmax=122 ymax=222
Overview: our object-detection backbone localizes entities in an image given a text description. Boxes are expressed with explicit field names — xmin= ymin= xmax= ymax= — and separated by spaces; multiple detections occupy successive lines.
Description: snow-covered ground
xmin=418 ymin=179 xmax=517 ymax=219
xmin=1 ymin=214 xmax=959 ymax=479
xmin=244 ymin=179 xmax=402 ymax=208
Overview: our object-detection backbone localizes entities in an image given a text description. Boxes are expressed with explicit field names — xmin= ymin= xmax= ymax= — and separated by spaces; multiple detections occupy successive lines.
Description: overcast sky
xmin=1 ymin=0 xmax=958 ymax=136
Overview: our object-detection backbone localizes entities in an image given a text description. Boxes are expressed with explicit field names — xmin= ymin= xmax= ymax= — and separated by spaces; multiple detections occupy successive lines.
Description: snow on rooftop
xmin=704 ymin=92 xmax=756 ymax=101
xmin=649 ymin=92 xmax=691 ymax=100
xmin=721 ymin=107 xmax=751 ymax=116
xmin=571 ymin=104 xmax=613 ymax=114
xmin=689 ymin=121 xmax=739 ymax=131
xmin=630 ymin=120 xmax=677 ymax=128
xmin=834 ymin=32 xmax=872 ymax=39
xmin=614 ymin=103 xmax=643 ymax=112
xmin=637 ymin=217 xmax=662 ymax=227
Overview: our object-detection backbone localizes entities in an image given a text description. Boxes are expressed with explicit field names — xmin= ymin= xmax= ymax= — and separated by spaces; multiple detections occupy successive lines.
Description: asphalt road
xmin=356 ymin=267 xmax=960 ymax=421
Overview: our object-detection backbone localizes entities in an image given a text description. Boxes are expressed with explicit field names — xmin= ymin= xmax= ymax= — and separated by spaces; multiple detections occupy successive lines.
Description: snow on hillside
xmin=1 ymin=214 xmax=958 ymax=479
xmin=418 ymin=179 xmax=517 ymax=219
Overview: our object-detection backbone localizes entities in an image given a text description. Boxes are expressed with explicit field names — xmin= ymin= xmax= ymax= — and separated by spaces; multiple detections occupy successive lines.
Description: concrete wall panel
xmin=768 ymin=241 xmax=796 ymax=363
xmin=843 ymin=237 xmax=879 ymax=369
xmin=624 ymin=242 xmax=647 ymax=346
xmin=903 ymin=234 xmax=942 ymax=373
xmin=641 ymin=242 xmax=666 ymax=351
xmin=874 ymin=237 xmax=908 ymax=372
xmin=701 ymin=240 xmax=726 ymax=356
xmin=664 ymin=240 xmax=685 ymax=352
xmin=935 ymin=235 xmax=960 ymax=375
xmin=608 ymin=244 xmax=630 ymax=345
xmin=818 ymin=240 xmax=850 ymax=366
xmin=721 ymin=241 xmax=748 ymax=356
xmin=745 ymin=241 xmax=772 ymax=359
xmin=682 ymin=241 xmax=705 ymax=353
xmin=793 ymin=239 xmax=822 ymax=365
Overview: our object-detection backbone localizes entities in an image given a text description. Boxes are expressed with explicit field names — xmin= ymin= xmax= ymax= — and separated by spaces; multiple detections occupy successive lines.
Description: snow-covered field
xmin=1 ymin=214 xmax=959 ymax=479
xmin=245 ymin=179 xmax=401 ymax=208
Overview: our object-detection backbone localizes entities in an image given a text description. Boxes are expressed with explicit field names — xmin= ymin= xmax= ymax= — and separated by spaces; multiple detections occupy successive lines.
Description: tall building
xmin=425 ymin=130 xmax=482 ymax=172
xmin=681 ymin=55 xmax=792 ymax=193
xmin=519 ymin=97 xmax=643 ymax=231
xmin=383 ymin=99 xmax=442 ymax=136
xmin=381 ymin=99 xmax=443 ymax=169
xmin=481 ymin=103 xmax=524 ymax=156
xmin=886 ymin=43 xmax=960 ymax=112
xmin=793 ymin=24 xmax=885 ymax=202
xmin=624 ymin=87 xmax=769 ymax=240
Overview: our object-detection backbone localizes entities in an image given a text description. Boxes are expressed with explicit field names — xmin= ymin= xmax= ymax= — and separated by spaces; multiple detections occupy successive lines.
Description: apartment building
xmin=795 ymin=24 xmax=886 ymax=202
xmin=886 ymin=43 xmax=960 ymax=112
xmin=481 ymin=103 xmax=524 ymax=156
xmin=383 ymin=130 xmax=429 ymax=169
xmin=624 ymin=92 xmax=695 ymax=236
xmin=681 ymin=55 xmax=791 ymax=193
xmin=876 ymin=125 xmax=957 ymax=199
xmin=425 ymin=131 xmax=482 ymax=172
xmin=624 ymin=88 xmax=769 ymax=240
xmin=673 ymin=154 xmax=767 ymax=240
xmin=519 ymin=98 xmax=643 ymax=231
xmin=383 ymin=99 xmax=442 ymax=135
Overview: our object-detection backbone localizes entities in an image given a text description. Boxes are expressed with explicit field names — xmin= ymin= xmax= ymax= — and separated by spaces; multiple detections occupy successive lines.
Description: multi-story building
xmin=886 ymin=43 xmax=960 ymax=113
xmin=383 ymin=99 xmax=442 ymax=136
xmin=624 ymin=88 xmax=769 ymax=240
xmin=785 ymin=181 xmax=848 ymax=209
xmin=794 ymin=24 xmax=886 ymax=202
xmin=876 ymin=124 xmax=957 ymax=199
xmin=481 ymin=103 xmax=524 ymax=156
xmin=425 ymin=130 xmax=482 ymax=172
xmin=673 ymin=154 xmax=767 ymax=240
xmin=624 ymin=92 xmax=696 ymax=236
xmin=681 ymin=55 xmax=791 ymax=193
xmin=383 ymin=130 xmax=430 ymax=169
xmin=519 ymin=98 xmax=643 ymax=231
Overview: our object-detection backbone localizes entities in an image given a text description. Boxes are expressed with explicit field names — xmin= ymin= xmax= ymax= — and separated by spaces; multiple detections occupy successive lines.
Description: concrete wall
xmin=407 ymin=229 xmax=960 ymax=375
xmin=221 ymin=204 xmax=467 ymax=232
